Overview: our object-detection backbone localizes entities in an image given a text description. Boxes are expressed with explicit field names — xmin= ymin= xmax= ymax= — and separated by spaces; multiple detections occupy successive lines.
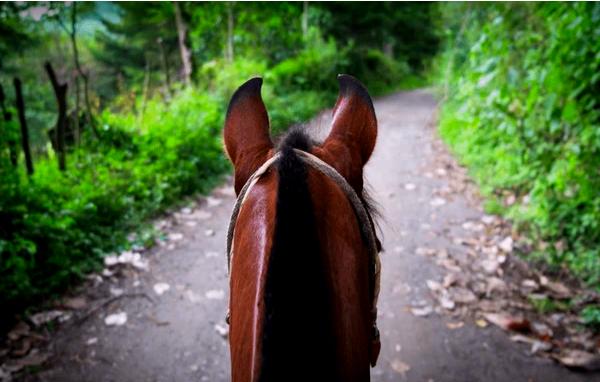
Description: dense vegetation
xmin=0 ymin=2 xmax=438 ymax=326
xmin=435 ymin=3 xmax=600 ymax=288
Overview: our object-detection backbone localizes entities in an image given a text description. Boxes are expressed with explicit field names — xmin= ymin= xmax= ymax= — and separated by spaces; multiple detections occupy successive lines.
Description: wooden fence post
xmin=13 ymin=78 xmax=34 ymax=176
xmin=0 ymin=83 xmax=18 ymax=167
xmin=44 ymin=62 xmax=67 ymax=172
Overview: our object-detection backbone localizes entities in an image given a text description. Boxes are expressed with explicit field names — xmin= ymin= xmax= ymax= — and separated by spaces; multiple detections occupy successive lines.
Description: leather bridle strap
xmin=225 ymin=148 xmax=381 ymax=340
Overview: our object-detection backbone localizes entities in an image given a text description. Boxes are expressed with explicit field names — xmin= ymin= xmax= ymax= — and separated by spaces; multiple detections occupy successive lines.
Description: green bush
xmin=0 ymin=28 xmax=417 ymax=326
xmin=436 ymin=3 xmax=600 ymax=287
xmin=0 ymin=88 xmax=229 ymax=320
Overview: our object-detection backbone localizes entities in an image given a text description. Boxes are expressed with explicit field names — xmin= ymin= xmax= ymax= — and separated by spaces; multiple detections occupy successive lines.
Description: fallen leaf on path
xmin=392 ymin=283 xmax=412 ymax=295
xmin=485 ymin=277 xmax=507 ymax=296
xmin=62 ymin=297 xmax=87 ymax=310
xmin=480 ymin=259 xmax=500 ymax=274
xmin=554 ymin=350 xmax=600 ymax=371
xmin=430 ymin=197 xmax=446 ymax=207
xmin=105 ymin=251 xmax=149 ymax=271
xmin=475 ymin=319 xmax=489 ymax=328
xmin=509 ymin=334 xmax=552 ymax=354
xmin=205 ymin=229 xmax=215 ymax=237
xmin=446 ymin=321 xmax=464 ymax=330
xmin=451 ymin=288 xmax=477 ymax=304
xmin=499 ymin=237 xmax=514 ymax=253
xmin=104 ymin=312 xmax=128 ymax=326
xmin=185 ymin=290 xmax=202 ymax=304
xmin=102 ymin=268 xmax=115 ymax=277
xmin=216 ymin=186 xmax=235 ymax=196
xmin=462 ymin=221 xmax=484 ymax=232
xmin=153 ymin=282 xmax=170 ymax=296
xmin=443 ymin=273 xmax=459 ymax=288
xmin=393 ymin=246 xmax=404 ymax=254
xmin=438 ymin=259 xmax=462 ymax=273
xmin=7 ymin=351 xmax=49 ymax=371
xmin=477 ymin=299 xmax=506 ymax=312
xmin=147 ymin=315 xmax=170 ymax=326
xmin=193 ymin=210 xmax=212 ymax=220
xmin=506 ymin=194 xmax=516 ymax=206
xmin=531 ymin=322 xmax=553 ymax=340
xmin=436 ymin=168 xmax=447 ymax=176
xmin=168 ymin=232 xmax=184 ymax=241
xmin=416 ymin=247 xmax=436 ymax=257
xmin=206 ymin=196 xmax=222 ymax=207
xmin=531 ymin=340 xmax=553 ymax=354
xmin=29 ymin=310 xmax=65 ymax=326
xmin=214 ymin=324 xmax=229 ymax=339
xmin=11 ymin=338 xmax=32 ymax=357
xmin=410 ymin=306 xmax=433 ymax=317
xmin=521 ymin=279 xmax=539 ymax=290
xmin=439 ymin=294 xmax=456 ymax=310
xmin=104 ymin=255 xmax=119 ymax=266
xmin=483 ymin=313 xmax=530 ymax=332
xmin=481 ymin=215 xmax=496 ymax=225
xmin=7 ymin=322 xmax=30 ymax=341
xmin=426 ymin=280 xmax=442 ymax=292
xmin=110 ymin=287 xmax=124 ymax=297
xmin=390 ymin=358 xmax=411 ymax=376
xmin=205 ymin=289 xmax=225 ymax=300
xmin=544 ymin=280 xmax=572 ymax=299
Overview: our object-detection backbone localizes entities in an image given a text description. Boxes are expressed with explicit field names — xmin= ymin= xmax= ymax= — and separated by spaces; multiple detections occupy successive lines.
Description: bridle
xmin=225 ymin=148 xmax=381 ymax=345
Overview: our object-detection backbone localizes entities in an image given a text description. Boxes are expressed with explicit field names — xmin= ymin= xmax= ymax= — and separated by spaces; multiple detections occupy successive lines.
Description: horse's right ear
xmin=320 ymin=74 xmax=377 ymax=192
xmin=224 ymin=77 xmax=274 ymax=194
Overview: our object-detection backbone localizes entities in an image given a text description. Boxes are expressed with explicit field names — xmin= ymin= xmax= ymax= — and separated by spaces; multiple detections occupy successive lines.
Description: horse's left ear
xmin=224 ymin=77 xmax=274 ymax=194
xmin=320 ymin=74 xmax=377 ymax=192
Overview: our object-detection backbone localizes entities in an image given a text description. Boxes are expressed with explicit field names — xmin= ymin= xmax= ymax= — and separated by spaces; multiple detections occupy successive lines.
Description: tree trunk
xmin=302 ymin=1 xmax=309 ymax=39
xmin=74 ymin=75 xmax=80 ymax=148
xmin=226 ymin=2 xmax=234 ymax=63
xmin=383 ymin=42 xmax=394 ymax=59
xmin=44 ymin=62 xmax=67 ymax=172
xmin=138 ymin=58 xmax=151 ymax=125
xmin=173 ymin=2 xmax=193 ymax=86
xmin=13 ymin=78 xmax=34 ymax=175
xmin=0 ymin=83 xmax=18 ymax=167
xmin=157 ymin=37 xmax=173 ymax=98
xmin=69 ymin=3 xmax=99 ymax=138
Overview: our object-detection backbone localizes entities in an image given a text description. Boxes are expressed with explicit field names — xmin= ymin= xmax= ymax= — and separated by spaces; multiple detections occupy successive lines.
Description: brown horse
xmin=224 ymin=74 xmax=381 ymax=382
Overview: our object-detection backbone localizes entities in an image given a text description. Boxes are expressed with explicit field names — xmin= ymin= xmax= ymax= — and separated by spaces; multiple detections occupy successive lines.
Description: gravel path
xmin=30 ymin=89 xmax=596 ymax=382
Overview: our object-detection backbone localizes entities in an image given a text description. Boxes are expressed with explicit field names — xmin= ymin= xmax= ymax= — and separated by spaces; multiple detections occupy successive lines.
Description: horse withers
xmin=224 ymin=74 xmax=381 ymax=382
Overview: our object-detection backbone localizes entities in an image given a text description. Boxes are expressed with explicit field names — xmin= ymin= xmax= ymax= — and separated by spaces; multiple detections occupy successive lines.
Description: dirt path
xmin=25 ymin=90 xmax=596 ymax=382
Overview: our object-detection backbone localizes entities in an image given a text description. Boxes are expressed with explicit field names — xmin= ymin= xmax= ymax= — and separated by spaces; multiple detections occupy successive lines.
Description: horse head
xmin=224 ymin=75 xmax=380 ymax=382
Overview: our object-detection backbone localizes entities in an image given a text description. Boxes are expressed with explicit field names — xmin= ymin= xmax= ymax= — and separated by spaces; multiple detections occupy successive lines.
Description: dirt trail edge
xmin=17 ymin=89 xmax=597 ymax=382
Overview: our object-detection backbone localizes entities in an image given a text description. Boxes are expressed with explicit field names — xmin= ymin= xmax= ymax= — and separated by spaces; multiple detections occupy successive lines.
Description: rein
xmin=225 ymin=148 xmax=381 ymax=343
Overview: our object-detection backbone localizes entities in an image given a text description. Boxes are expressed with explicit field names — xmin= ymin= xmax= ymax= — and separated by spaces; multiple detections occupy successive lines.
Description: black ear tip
xmin=238 ymin=76 xmax=263 ymax=94
xmin=227 ymin=77 xmax=264 ymax=116
xmin=337 ymin=74 xmax=373 ymax=106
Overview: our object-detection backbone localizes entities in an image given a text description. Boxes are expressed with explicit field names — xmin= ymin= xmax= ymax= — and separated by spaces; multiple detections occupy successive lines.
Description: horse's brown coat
xmin=224 ymin=75 xmax=378 ymax=382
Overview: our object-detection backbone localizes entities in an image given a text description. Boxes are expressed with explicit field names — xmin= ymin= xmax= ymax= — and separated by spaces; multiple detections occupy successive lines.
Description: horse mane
xmin=259 ymin=127 xmax=380 ymax=381
xmin=259 ymin=127 xmax=337 ymax=381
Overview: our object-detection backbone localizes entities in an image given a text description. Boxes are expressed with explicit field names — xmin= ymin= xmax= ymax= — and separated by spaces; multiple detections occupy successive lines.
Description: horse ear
xmin=321 ymin=74 xmax=377 ymax=191
xmin=224 ymin=77 xmax=274 ymax=194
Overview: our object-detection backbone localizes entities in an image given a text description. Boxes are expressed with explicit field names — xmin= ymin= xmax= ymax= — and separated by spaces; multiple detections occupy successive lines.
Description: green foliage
xmin=582 ymin=305 xmax=600 ymax=331
xmin=528 ymin=295 xmax=571 ymax=314
xmin=0 ymin=1 xmax=440 ymax=326
xmin=436 ymin=3 xmax=600 ymax=287
xmin=0 ymin=89 xmax=228 ymax=317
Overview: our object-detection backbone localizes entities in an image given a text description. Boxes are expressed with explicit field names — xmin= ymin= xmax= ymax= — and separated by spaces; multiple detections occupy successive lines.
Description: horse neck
xmin=258 ymin=154 xmax=375 ymax=380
